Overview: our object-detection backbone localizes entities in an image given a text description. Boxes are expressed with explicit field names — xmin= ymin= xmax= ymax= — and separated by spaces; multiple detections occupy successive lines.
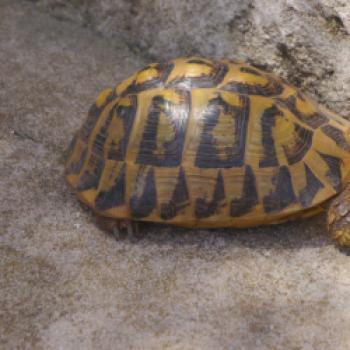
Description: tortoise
xmin=65 ymin=56 xmax=350 ymax=246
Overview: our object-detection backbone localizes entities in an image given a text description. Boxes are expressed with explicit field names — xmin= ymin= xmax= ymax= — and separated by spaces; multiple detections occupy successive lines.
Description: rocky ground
xmin=1 ymin=1 xmax=350 ymax=349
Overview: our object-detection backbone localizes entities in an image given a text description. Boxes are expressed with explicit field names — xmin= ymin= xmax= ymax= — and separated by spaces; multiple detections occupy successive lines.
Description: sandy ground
xmin=1 ymin=1 xmax=350 ymax=349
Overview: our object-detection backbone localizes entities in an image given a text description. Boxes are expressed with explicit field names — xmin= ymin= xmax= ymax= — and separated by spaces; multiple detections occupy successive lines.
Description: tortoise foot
xmin=330 ymin=228 xmax=350 ymax=247
xmin=327 ymin=198 xmax=350 ymax=246
xmin=95 ymin=216 xmax=142 ymax=241
xmin=112 ymin=220 xmax=141 ymax=241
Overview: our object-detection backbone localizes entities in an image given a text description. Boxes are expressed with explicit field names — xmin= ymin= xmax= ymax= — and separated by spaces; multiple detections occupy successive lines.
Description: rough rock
xmin=33 ymin=0 xmax=350 ymax=117
xmin=1 ymin=1 xmax=350 ymax=349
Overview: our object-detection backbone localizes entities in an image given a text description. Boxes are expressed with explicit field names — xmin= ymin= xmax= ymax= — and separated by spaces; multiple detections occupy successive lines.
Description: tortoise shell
xmin=65 ymin=57 xmax=350 ymax=227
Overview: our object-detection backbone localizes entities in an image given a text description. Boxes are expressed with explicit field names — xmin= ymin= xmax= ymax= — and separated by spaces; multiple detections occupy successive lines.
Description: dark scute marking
xmin=65 ymin=134 xmax=87 ymax=175
xmin=76 ymin=155 xmax=104 ymax=191
xmin=108 ymin=96 xmax=137 ymax=161
xmin=230 ymin=165 xmax=258 ymax=217
xmin=307 ymin=113 xmax=328 ymax=128
xmin=160 ymin=167 xmax=190 ymax=220
xmin=283 ymin=123 xmax=313 ymax=165
xmin=136 ymin=62 xmax=175 ymax=90
xmin=195 ymin=198 xmax=215 ymax=219
xmin=321 ymin=125 xmax=350 ymax=152
xmin=136 ymin=92 xmax=189 ymax=167
xmin=263 ymin=166 xmax=297 ymax=213
xmin=80 ymin=104 xmax=103 ymax=141
xmin=154 ymin=62 xmax=175 ymax=83
xmin=80 ymin=91 xmax=116 ymax=141
xmin=222 ymin=77 xmax=283 ymax=96
xmin=135 ymin=78 xmax=162 ymax=91
xmin=121 ymin=63 xmax=175 ymax=96
xmin=186 ymin=58 xmax=214 ymax=67
xmin=166 ymin=63 xmax=229 ymax=89
xmin=91 ymin=109 xmax=114 ymax=157
xmin=240 ymin=67 xmax=262 ymax=76
xmin=66 ymin=133 xmax=78 ymax=159
xmin=299 ymin=163 xmax=324 ymax=208
xmin=226 ymin=59 xmax=241 ymax=65
xmin=95 ymin=164 xmax=126 ymax=211
xmin=130 ymin=167 xmax=157 ymax=218
xmin=121 ymin=78 xmax=160 ymax=96
xmin=67 ymin=148 xmax=87 ymax=175
xmin=207 ymin=63 xmax=229 ymax=86
xmin=172 ymin=167 xmax=190 ymax=203
xmin=195 ymin=171 xmax=226 ymax=219
xmin=212 ymin=171 xmax=226 ymax=202
xmin=277 ymin=96 xmax=328 ymax=129
xmin=215 ymin=63 xmax=230 ymax=85
xmin=195 ymin=95 xmax=250 ymax=169
xmin=259 ymin=105 xmax=282 ymax=168
xmin=160 ymin=201 xmax=177 ymax=221
xmin=77 ymin=108 xmax=114 ymax=190
xmin=318 ymin=152 xmax=343 ymax=192
xmin=76 ymin=172 xmax=99 ymax=191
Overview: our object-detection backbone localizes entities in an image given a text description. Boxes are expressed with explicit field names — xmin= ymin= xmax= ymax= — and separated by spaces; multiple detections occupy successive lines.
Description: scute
xmin=65 ymin=57 xmax=350 ymax=228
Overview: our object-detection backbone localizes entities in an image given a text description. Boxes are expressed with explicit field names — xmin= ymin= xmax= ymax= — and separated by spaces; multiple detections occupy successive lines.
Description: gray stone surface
xmin=1 ymin=1 xmax=350 ymax=349
xmin=33 ymin=0 xmax=350 ymax=118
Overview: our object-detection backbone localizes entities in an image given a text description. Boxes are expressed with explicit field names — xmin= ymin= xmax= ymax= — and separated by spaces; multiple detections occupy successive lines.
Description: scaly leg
xmin=327 ymin=184 xmax=350 ymax=246
xmin=114 ymin=219 xmax=141 ymax=241
xmin=96 ymin=216 xmax=141 ymax=241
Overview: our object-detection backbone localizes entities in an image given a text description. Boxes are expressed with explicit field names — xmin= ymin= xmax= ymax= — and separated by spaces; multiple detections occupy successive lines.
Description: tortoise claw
xmin=328 ymin=193 xmax=350 ymax=246
xmin=96 ymin=216 xmax=141 ymax=241
xmin=112 ymin=224 xmax=122 ymax=240
xmin=332 ymin=228 xmax=350 ymax=247
xmin=113 ymin=220 xmax=142 ymax=242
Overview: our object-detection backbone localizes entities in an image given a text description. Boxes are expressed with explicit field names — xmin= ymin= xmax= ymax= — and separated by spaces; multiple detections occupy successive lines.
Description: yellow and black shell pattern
xmin=65 ymin=57 xmax=350 ymax=227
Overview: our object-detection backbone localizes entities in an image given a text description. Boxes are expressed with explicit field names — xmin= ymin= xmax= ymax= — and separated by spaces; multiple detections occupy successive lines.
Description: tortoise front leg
xmin=327 ymin=184 xmax=350 ymax=246
xmin=96 ymin=216 xmax=141 ymax=240
xmin=111 ymin=219 xmax=141 ymax=241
